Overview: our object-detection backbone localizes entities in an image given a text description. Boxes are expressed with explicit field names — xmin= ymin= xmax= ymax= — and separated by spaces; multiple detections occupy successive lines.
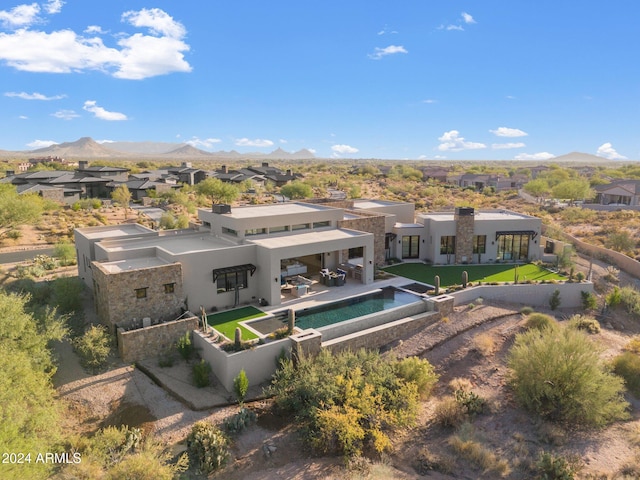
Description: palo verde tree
xmin=196 ymin=177 xmax=240 ymax=205
xmin=111 ymin=184 xmax=132 ymax=219
xmin=0 ymin=184 xmax=43 ymax=238
xmin=280 ymin=181 xmax=313 ymax=199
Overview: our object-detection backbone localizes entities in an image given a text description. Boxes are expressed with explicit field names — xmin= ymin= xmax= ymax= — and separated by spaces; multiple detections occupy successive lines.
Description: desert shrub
xmin=223 ymin=407 xmax=256 ymax=435
xmin=434 ymin=396 xmax=467 ymax=428
xmin=6 ymin=229 xmax=22 ymax=239
xmin=472 ymin=333 xmax=495 ymax=356
xmin=525 ymin=313 xmax=556 ymax=331
xmin=519 ymin=306 xmax=534 ymax=315
xmin=567 ymin=314 xmax=600 ymax=334
xmin=580 ymin=291 xmax=597 ymax=311
xmin=604 ymin=266 xmax=620 ymax=283
xmin=454 ymin=389 xmax=486 ymax=416
xmin=447 ymin=423 xmax=511 ymax=477
xmin=508 ymin=326 xmax=629 ymax=426
xmin=73 ymin=325 xmax=111 ymax=374
xmin=267 ymin=349 xmax=436 ymax=457
xmin=192 ymin=359 xmax=211 ymax=388
xmin=612 ymin=352 xmax=640 ymax=397
xmin=535 ymin=451 xmax=579 ymax=480
xmin=393 ymin=356 xmax=439 ymax=398
xmin=51 ymin=276 xmax=84 ymax=314
xmin=575 ymin=271 xmax=585 ymax=282
xmin=618 ymin=286 xmax=640 ymax=316
xmin=549 ymin=289 xmax=561 ymax=310
xmin=625 ymin=337 xmax=640 ymax=355
xmin=607 ymin=286 xmax=622 ymax=307
xmin=187 ymin=421 xmax=229 ymax=474
xmin=176 ymin=331 xmax=193 ymax=360
xmin=233 ymin=369 xmax=249 ymax=404
xmin=448 ymin=377 xmax=474 ymax=393
xmin=53 ymin=242 xmax=77 ymax=266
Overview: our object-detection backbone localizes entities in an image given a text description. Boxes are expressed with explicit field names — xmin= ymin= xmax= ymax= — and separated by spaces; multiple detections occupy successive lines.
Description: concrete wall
xmin=193 ymin=331 xmax=291 ymax=391
xmin=583 ymin=204 xmax=640 ymax=212
xmin=449 ymin=281 xmax=594 ymax=308
xmin=92 ymin=261 xmax=184 ymax=332
xmin=117 ymin=316 xmax=198 ymax=363
xmin=353 ymin=201 xmax=415 ymax=224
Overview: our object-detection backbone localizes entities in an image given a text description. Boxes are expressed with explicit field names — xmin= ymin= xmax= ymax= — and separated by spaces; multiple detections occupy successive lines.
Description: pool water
xmin=294 ymin=286 xmax=421 ymax=330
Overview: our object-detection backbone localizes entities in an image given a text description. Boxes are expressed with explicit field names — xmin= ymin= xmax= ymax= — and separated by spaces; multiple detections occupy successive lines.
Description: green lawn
xmin=382 ymin=263 xmax=565 ymax=287
xmin=207 ymin=306 xmax=266 ymax=341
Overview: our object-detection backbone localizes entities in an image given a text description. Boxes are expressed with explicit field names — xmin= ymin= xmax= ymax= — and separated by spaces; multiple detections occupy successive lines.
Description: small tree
xmin=280 ymin=181 xmax=313 ymax=200
xmin=233 ymin=369 xmax=249 ymax=405
xmin=73 ymin=325 xmax=111 ymax=374
xmin=549 ymin=289 xmax=561 ymax=310
xmin=53 ymin=242 xmax=77 ymax=266
xmin=581 ymin=291 xmax=597 ymax=311
xmin=111 ymin=185 xmax=132 ymax=219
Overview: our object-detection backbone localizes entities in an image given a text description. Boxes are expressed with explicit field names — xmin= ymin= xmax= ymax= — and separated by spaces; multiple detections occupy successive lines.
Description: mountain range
xmin=3 ymin=137 xmax=317 ymax=160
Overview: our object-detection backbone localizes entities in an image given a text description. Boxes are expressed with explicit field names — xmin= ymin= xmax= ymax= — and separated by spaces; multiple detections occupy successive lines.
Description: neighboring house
xmin=245 ymin=162 xmax=302 ymax=186
xmin=107 ymin=179 xmax=181 ymax=201
xmin=447 ymin=173 xmax=527 ymax=192
xmin=166 ymin=162 xmax=207 ymax=185
xmin=76 ymin=200 xmax=542 ymax=331
xmin=593 ymin=180 xmax=640 ymax=206
xmin=421 ymin=166 xmax=450 ymax=183
xmin=16 ymin=184 xmax=81 ymax=204
xmin=529 ymin=165 xmax=551 ymax=179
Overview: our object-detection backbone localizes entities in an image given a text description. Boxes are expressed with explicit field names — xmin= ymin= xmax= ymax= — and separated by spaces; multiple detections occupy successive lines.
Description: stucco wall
xmin=117 ymin=316 xmax=198 ymax=363
xmin=92 ymin=261 xmax=184 ymax=332
xmin=449 ymin=281 xmax=593 ymax=308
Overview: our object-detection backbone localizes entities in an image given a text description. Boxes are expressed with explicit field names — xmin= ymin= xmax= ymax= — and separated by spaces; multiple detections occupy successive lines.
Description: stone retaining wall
xmin=118 ymin=316 xmax=198 ymax=363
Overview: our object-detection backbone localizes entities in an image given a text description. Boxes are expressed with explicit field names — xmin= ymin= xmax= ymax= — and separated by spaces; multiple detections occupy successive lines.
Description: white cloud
xmin=514 ymin=152 xmax=555 ymax=160
xmin=492 ymin=142 xmax=526 ymax=150
xmin=461 ymin=12 xmax=476 ymax=24
xmin=27 ymin=139 xmax=58 ymax=148
xmin=44 ymin=0 xmax=64 ymax=15
xmin=0 ymin=7 xmax=191 ymax=80
xmin=235 ymin=138 xmax=274 ymax=148
xmin=368 ymin=45 xmax=407 ymax=60
xmin=445 ymin=25 xmax=464 ymax=31
xmin=186 ymin=137 xmax=222 ymax=149
xmin=596 ymin=142 xmax=627 ymax=160
xmin=505 ymin=95 xmax=516 ymax=100
xmin=51 ymin=109 xmax=79 ymax=120
xmin=96 ymin=139 xmax=114 ymax=144
xmin=19 ymin=115 xmax=28 ymax=119
xmin=307 ymin=148 xmax=316 ymax=154
xmin=5 ymin=91 xmax=65 ymax=100
xmin=437 ymin=130 xmax=486 ymax=152
xmin=377 ymin=25 xmax=398 ymax=36
xmin=0 ymin=3 xmax=40 ymax=28
xmin=82 ymin=100 xmax=127 ymax=121
xmin=422 ymin=99 xmax=437 ymax=104
xmin=84 ymin=25 xmax=105 ymax=34
xmin=279 ymin=139 xmax=287 ymax=144
xmin=331 ymin=144 xmax=359 ymax=154
xmin=490 ymin=127 xmax=528 ymax=138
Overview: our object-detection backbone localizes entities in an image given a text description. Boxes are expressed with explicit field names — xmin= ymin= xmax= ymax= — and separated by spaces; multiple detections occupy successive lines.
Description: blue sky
xmin=0 ymin=1 xmax=638 ymax=160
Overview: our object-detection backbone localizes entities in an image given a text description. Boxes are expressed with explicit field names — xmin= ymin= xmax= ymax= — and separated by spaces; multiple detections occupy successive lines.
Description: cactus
xmin=462 ymin=270 xmax=468 ymax=288
xmin=514 ymin=264 xmax=519 ymax=284
xmin=234 ymin=327 xmax=242 ymax=348
xmin=434 ymin=275 xmax=440 ymax=295
xmin=287 ymin=309 xmax=295 ymax=334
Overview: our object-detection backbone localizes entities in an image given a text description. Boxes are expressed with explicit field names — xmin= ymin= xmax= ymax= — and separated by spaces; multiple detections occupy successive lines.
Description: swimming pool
xmin=294 ymin=286 xmax=422 ymax=330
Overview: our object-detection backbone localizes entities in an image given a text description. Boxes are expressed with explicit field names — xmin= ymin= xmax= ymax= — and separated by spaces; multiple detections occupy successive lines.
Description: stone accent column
xmin=455 ymin=207 xmax=474 ymax=264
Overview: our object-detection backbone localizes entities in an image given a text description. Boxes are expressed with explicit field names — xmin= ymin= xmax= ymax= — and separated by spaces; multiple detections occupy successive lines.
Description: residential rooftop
xmin=76 ymin=223 xmax=154 ymax=240
xmin=200 ymin=202 xmax=335 ymax=219
xmin=100 ymin=256 xmax=170 ymax=273
xmin=420 ymin=209 xmax=535 ymax=222
xmin=248 ymin=228 xmax=370 ymax=249
xmin=98 ymin=231 xmax=235 ymax=255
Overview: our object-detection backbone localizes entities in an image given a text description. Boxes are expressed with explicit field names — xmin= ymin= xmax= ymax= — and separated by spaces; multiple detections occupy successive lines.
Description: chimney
xmin=286 ymin=169 xmax=292 ymax=176
xmin=181 ymin=161 xmax=192 ymax=168
xmin=5 ymin=170 xmax=14 ymax=177
xmin=78 ymin=160 xmax=88 ymax=171
xmin=221 ymin=165 xmax=228 ymax=174
xmin=262 ymin=162 xmax=269 ymax=167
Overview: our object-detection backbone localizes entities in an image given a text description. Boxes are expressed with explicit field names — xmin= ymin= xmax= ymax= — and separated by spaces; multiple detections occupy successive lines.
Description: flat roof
xmin=100 ymin=256 xmax=169 ymax=273
xmin=249 ymin=228 xmax=370 ymax=249
xmin=99 ymin=232 xmax=238 ymax=255
xmin=353 ymin=199 xmax=409 ymax=209
xmin=203 ymin=202 xmax=336 ymax=219
xmin=420 ymin=210 xmax=535 ymax=222
xmin=78 ymin=223 xmax=154 ymax=240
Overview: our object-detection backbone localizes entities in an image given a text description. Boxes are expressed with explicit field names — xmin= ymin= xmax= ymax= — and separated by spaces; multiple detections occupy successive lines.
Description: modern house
xmin=75 ymin=200 xmax=542 ymax=332
xmin=593 ymin=180 xmax=640 ymax=207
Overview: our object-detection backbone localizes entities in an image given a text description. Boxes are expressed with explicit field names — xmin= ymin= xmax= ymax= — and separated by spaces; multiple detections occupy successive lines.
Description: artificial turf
xmin=382 ymin=263 xmax=565 ymax=287
xmin=206 ymin=306 xmax=266 ymax=341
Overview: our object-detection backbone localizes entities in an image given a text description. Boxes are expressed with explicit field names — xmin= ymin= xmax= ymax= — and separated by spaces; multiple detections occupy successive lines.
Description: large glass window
xmin=440 ymin=236 xmax=456 ymax=255
xmin=473 ymin=235 xmax=486 ymax=254
xmin=245 ymin=227 xmax=267 ymax=236
xmin=222 ymin=226 xmax=237 ymax=236
xmin=313 ymin=221 xmax=331 ymax=228
xmin=497 ymin=234 xmax=529 ymax=261
xmin=402 ymin=235 xmax=420 ymax=259
xmin=349 ymin=246 xmax=364 ymax=258
xmin=270 ymin=225 xmax=289 ymax=233
xmin=292 ymin=223 xmax=310 ymax=231
xmin=217 ymin=271 xmax=248 ymax=293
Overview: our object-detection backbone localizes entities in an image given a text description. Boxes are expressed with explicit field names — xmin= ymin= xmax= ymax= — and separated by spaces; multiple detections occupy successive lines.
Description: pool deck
xmin=264 ymin=274 xmax=417 ymax=315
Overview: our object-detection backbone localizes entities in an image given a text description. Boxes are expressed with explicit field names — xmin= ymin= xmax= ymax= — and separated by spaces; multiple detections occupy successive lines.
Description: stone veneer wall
xmin=92 ymin=261 xmax=185 ymax=332
xmin=338 ymin=211 xmax=386 ymax=266
xmin=117 ymin=316 xmax=198 ymax=363
xmin=454 ymin=210 xmax=474 ymax=264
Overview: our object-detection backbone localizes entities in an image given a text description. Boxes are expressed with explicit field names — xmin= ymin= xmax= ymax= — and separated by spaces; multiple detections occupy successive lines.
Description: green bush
xmin=176 ymin=331 xmax=193 ymax=360
xmin=535 ymin=452 xmax=579 ymax=480
xmin=525 ymin=313 xmax=556 ymax=331
xmin=192 ymin=359 xmax=211 ymax=388
xmin=580 ymin=290 xmax=597 ymax=311
xmin=51 ymin=276 xmax=84 ymax=314
xmin=223 ymin=407 xmax=257 ymax=435
xmin=508 ymin=326 xmax=629 ymax=426
xmin=187 ymin=421 xmax=229 ymax=474
xmin=549 ymin=289 xmax=561 ymax=310
xmin=393 ymin=356 xmax=439 ymax=399
xmin=612 ymin=352 xmax=640 ymax=397
xmin=607 ymin=286 xmax=622 ymax=307
xmin=454 ymin=389 xmax=486 ymax=416
xmin=233 ymin=369 xmax=249 ymax=405
xmin=53 ymin=242 xmax=77 ymax=266
xmin=434 ymin=396 xmax=466 ymax=428
xmin=519 ymin=306 xmax=534 ymax=315
xmin=7 ymin=229 xmax=22 ymax=239
xmin=567 ymin=314 xmax=600 ymax=334
xmin=73 ymin=325 xmax=111 ymax=374
xmin=267 ymin=349 xmax=436 ymax=457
